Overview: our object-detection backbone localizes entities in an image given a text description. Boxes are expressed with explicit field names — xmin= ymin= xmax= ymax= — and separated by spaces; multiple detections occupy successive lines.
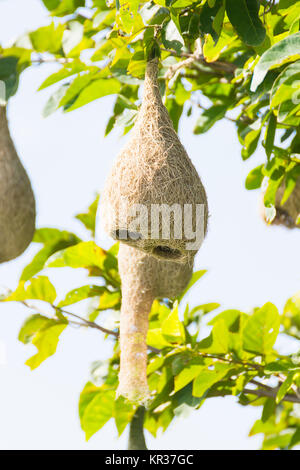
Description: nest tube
xmin=117 ymin=277 xmax=154 ymax=403
xmin=117 ymin=244 xmax=193 ymax=403
xmin=117 ymin=244 xmax=154 ymax=403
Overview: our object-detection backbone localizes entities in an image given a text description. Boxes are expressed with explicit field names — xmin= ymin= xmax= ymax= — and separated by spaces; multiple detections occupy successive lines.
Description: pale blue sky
xmin=0 ymin=0 xmax=299 ymax=450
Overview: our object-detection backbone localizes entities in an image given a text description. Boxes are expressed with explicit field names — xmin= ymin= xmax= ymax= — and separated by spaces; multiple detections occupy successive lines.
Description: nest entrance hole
xmin=152 ymin=245 xmax=182 ymax=260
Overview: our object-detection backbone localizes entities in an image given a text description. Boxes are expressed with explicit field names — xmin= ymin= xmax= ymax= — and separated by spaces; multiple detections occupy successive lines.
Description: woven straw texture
xmin=117 ymin=243 xmax=192 ymax=403
xmin=101 ymin=59 xmax=208 ymax=264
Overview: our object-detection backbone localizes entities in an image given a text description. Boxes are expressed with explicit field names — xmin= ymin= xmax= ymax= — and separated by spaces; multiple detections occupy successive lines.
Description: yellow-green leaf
xmin=243 ymin=303 xmax=280 ymax=355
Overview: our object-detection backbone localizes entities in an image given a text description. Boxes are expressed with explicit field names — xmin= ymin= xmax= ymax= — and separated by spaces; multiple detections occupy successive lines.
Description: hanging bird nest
xmin=101 ymin=54 xmax=208 ymax=403
xmin=0 ymin=106 xmax=36 ymax=262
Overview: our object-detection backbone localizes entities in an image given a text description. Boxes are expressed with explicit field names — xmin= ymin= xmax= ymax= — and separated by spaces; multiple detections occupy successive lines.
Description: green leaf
xmin=47 ymin=241 xmax=106 ymax=269
xmin=289 ymin=428 xmax=300 ymax=449
xmin=162 ymin=19 xmax=184 ymax=53
xmin=115 ymin=109 xmax=138 ymax=129
xmin=62 ymin=21 xmax=84 ymax=56
xmin=114 ymin=397 xmax=135 ymax=436
xmin=59 ymin=72 xmax=97 ymax=108
xmin=242 ymin=303 xmax=280 ymax=355
xmin=47 ymin=241 xmax=120 ymax=288
xmin=58 ymin=285 xmax=108 ymax=307
xmin=80 ymin=387 xmax=115 ymax=440
xmin=43 ymin=84 xmax=69 ymax=117
xmin=165 ymin=99 xmax=183 ymax=132
xmin=79 ymin=382 xmax=101 ymax=423
xmin=226 ymin=0 xmax=265 ymax=47
xmin=276 ymin=371 xmax=298 ymax=404
xmin=177 ymin=270 xmax=207 ymax=301
xmin=66 ymin=78 xmax=121 ymax=111
xmin=271 ymin=73 xmax=300 ymax=110
xmin=192 ymin=363 xmax=232 ymax=397
xmin=265 ymin=360 xmax=300 ymax=374
xmin=19 ymin=314 xmax=67 ymax=369
xmin=51 ymin=0 xmax=85 ymax=16
xmin=194 ymin=105 xmax=228 ymax=134
xmin=245 ymin=164 xmax=264 ymax=190
xmin=161 ymin=303 xmax=185 ymax=344
xmin=263 ymin=432 xmax=294 ymax=450
xmin=147 ymin=328 xmax=172 ymax=349
xmin=0 ymin=56 xmax=19 ymax=80
xmin=5 ymin=276 xmax=56 ymax=303
xmin=33 ymin=228 xmax=76 ymax=244
xmin=75 ymin=195 xmax=99 ymax=236
xmin=270 ymin=60 xmax=300 ymax=103
xmin=128 ymin=51 xmax=146 ymax=78
xmin=19 ymin=314 xmax=52 ymax=344
xmin=197 ymin=319 xmax=229 ymax=354
xmin=241 ymin=118 xmax=264 ymax=160
xmin=264 ymin=114 xmax=277 ymax=159
xmin=282 ymin=290 xmax=300 ymax=331
xmin=173 ymin=383 xmax=202 ymax=418
xmin=42 ymin=0 xmax=60 ymax=10
xmin=93 ymin=10 xmax=116 ymax=30
xmin=251 ymin=32 xmax=300 ymax=91
xmin=118 ymin=0 xmax=140 ymax=34
xmin=39 ymin=61 xmax=94 ymax=91
xmin=280 ymin=166 xmax=300 ymax=205
xmin=200 ymin=0 xmax=224 ymax=42
xmin=174 ymin=361 xmax=209 ymax=392
xmin=97 ymin=290 xmax=121 ymax=310
xmin=21 ymin=230 xmax=80 ymax=281
xmin=261 ymin=397 xmax=276 ymax=423
xmin=263 ymin=168 xmax=285 ymax=208
xmin=208 ymin=309 xmax=241 ymax=329
xmin=0 ymin=56 xmax=19 ymax=101
xmin=185 ymin=302 xmax=220 ymax=325
xmin=30 ymin=23 xmax=65 ymax=54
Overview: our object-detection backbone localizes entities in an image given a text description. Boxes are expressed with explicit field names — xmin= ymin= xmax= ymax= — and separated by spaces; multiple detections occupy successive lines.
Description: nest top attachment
xmin=101 ymin=59 xmax=208 ymax=264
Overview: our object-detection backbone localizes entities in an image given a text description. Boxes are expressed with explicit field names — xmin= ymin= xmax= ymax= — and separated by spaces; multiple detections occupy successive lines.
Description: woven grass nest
xmin=101 ymin=58 xmax=208 ymax=265
xmin=0 ymin=106 xmax=36 ymax=262
xmin=101 ymin=57 xmax=208 ymax=403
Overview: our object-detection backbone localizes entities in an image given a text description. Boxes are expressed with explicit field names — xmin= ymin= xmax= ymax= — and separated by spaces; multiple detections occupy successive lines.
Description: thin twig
xmin=197 ymin=352 xmax=262 ymax=371
xmin=21 ymin=300 xmax=159 ymax=353
xmin=31 ymin=57 xmax=73 ymax=65
xmin=250 ymin=378 xmax=274 ymax=390
xmin=161 ymin=48 xmax=237 ymax=76
xmin=243 ymin=387 xmax=300 ymax=404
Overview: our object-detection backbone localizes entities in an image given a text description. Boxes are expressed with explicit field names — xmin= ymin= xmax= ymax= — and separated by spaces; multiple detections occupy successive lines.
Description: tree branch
xmin=20 ymin=300 xmax=160 ymax=354
xmin=161 ymin=48 xmax=237 ymax=77
xmin=243 ymin=387 xmax=300 ymax=404
xmin=196 ymin=352 xmax=263 ymax=371
xmin=128 ymin=407 xmax=148 ymax=450
xmin=18 ymin=301 xmax=300 ymax=405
